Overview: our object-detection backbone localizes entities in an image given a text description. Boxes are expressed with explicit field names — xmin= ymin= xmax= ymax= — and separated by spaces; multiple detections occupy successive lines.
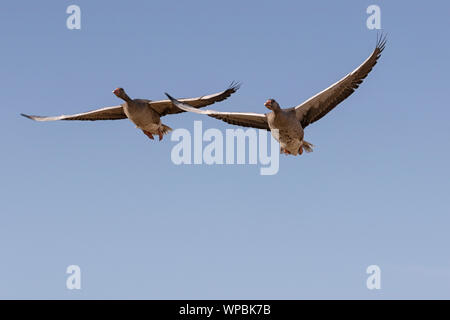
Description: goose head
xmin=264 ymin=99 xmax=281 ymax=111
xmin=113 ymin=87 xmax=132 ymax=102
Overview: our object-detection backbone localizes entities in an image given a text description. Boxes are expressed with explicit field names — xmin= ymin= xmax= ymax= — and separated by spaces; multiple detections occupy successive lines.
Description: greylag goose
xmin=166 ymin=36 xmax=386 ymax=155
xmin=21 ymin=82 xmax=240 ymax=141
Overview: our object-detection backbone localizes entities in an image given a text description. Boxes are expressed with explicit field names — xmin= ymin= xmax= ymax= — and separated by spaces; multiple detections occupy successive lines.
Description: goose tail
xmin=303 ymin=141 xmax=314 ymax=153
xmin=160 ymin=124 xmax=173 ymax=135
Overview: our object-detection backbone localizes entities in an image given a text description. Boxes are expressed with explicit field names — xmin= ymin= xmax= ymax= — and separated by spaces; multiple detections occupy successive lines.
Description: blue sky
xmin=1 ymin=1 xmax=449 ymax=299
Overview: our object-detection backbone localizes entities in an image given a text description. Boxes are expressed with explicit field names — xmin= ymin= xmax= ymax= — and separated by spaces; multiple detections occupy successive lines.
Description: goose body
xmin=122 ymin=99 xmax=166 ymax=135
xmin=267 ymin=109 xmax=304 ymax=155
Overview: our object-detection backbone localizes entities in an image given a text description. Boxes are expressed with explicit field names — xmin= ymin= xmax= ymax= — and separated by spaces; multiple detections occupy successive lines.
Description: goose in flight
xmin=166 ymin=36 xmax=386 ymax=155
xmin=21 ymin=83 xmax=240 ymax=141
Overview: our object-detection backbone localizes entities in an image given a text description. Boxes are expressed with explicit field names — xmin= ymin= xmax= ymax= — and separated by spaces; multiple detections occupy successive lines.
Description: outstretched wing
xmin=291 ymin=34 xmax=386 ymax=128
xmin=149 ymin=82 xmax=241 ymax=116
xmin=165 ymin=94 xmax=270 ymax=130
xmin=21 ymin=105 xmax=126 ymax=121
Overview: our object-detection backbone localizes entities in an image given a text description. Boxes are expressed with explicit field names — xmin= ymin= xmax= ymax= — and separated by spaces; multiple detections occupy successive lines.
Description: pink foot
xmin=143 ymin=130 xmax=154 ymax=140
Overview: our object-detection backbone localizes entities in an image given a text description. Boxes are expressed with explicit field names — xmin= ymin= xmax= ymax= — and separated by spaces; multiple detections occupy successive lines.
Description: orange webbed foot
xmin=143 ymin=130 xmax=154 ymax=140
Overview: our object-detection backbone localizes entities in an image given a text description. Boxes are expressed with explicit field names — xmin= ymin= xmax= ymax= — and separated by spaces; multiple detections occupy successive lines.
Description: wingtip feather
xmin=165 ymin=92 xmax=176 ymax=102
xmin=21 ymin=113 xmax=35 ymax=120
xmin=165 ymin=93 xmax=186 ymax=108
xmin=228 ymin=81 xmax=242 ymax=92
xmin=376 ymin=32 xmax=387 ymax=52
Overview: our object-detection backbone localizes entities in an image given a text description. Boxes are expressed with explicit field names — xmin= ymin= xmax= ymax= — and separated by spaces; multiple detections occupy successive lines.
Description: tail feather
xmin=160 ymin=124 xmax=173 ymax=135
xmin=303 ymin=141 xmax=314 ymax=153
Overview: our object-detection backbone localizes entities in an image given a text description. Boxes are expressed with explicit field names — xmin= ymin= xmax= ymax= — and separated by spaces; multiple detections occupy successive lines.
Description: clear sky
xmin=1 ymin=1 xmax=449 ymax=299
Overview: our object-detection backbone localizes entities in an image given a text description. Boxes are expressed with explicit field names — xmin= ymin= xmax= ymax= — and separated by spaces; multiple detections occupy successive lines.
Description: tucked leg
xmin=298 ymin=145 xmax=303 ymax=155
xmin=158 ymin=130 xmax=163 ymax=141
